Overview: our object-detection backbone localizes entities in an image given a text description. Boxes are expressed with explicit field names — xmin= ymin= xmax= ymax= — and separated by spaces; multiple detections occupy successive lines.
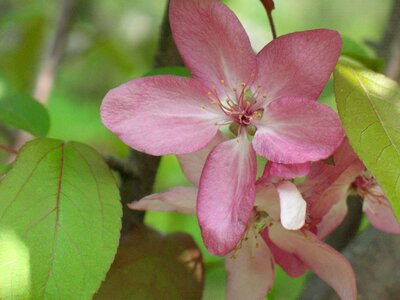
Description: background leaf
xmin=334 ymin=61 xmax=400 ymax=220
xmin=145 ymin=66 xmax=191 ymax=77
xmin=95 ymin=224 xmax=204 ymax=300
xmin=341 ymin=36 xmax=384 ymax=72
xmin=0 ymin=138 xmax=122 ymax=299
xmin=0 ymin=94 xmax=50 ymax=137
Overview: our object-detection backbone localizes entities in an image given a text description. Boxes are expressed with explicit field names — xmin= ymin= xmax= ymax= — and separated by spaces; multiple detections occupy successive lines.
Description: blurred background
xmin=0 ymin=0 xmax=392 ymax=299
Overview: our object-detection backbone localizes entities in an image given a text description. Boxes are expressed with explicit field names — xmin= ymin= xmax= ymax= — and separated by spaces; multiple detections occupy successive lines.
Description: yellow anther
xmin=241 ymin=82 xmax=247 ymax=87
xmin=256 ymin=243 xmax=260 ymax=248
xmin=262 ymin=94 xmax=267 ymax=98
xmin=220 ymin=79 xmax=225 ymax=85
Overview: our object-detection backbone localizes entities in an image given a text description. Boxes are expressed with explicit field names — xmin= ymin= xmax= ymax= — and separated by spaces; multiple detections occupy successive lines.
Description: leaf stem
xmin=260 ymin=0 xmax=277 ymax=39
xmin=0 ymin=144 xmax=18 ymax=155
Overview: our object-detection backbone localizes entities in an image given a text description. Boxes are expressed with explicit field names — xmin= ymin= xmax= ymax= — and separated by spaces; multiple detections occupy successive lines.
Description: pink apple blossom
xmin=101 ymin=0 xmax=344 ymax=256
xmin=300 ymin=138 xmax=400 ymax=237
xmin=130 ymin=147 xmax=356 ymax=300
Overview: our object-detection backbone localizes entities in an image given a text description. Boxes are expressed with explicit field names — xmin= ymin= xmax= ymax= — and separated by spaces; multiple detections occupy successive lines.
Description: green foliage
xmin=334 ymin=61 xmax=400 ymax=221
xmin=0 ymin=138 xmax=122 ymax=299
xmin=145 ymin=66 xmax=191 ymax=77
xmin=0 ymin=94 xmax=50 ymax=137
xmin=0 ymin=164 xmax=11 ymax=176
xmin=95 ymin=224 xmax=204 ymax=300
xmin=341 ymin=36 xmax=384 ymax=72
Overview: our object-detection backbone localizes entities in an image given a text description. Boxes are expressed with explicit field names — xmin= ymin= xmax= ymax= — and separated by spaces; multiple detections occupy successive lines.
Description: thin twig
xmin=260 ymin=0 xmax=277 ymax=39
xmin=0 ymin=144 xmax=18 ymax=155
xmin=33 ymin=0 xmax=76 ymax=103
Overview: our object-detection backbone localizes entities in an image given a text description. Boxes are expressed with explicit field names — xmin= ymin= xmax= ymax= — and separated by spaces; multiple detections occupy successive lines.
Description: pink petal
xmin=363 ymin=195 xmax=400 ymax=234
xmin=225 ymin=229 xmax=274 ymax=300
xmin=255 ymin=184 xmax=280 ymax=221
xmin=261 ymin=229 xmax=307 ymax=277
xmin=255 ymin=29 xmax=342 ymax=104
xmin=197 ymin=133 xmax=257 ymax=256
xmin=262 ymin=161 xmax=310 ymax=180
xmin=317 ymin=197 xmax=348 ymax=239
xmin=101 ymin=76 xmax=223 ymax=155
xmin=177 ymin=131 xmax=227 ymax=186
xmin=269 ymin=224 xmax=357 ymax=300
xmin=170 ymin=0 xmax=256 ymax=96
xmin=128 ymin=187 xmax=197 ymax=215
xmin=252 ymin=97 xmax=344 ymax=163
xmin=310 ymin=162 xmax=362 ymax=219
xmin=300 ymin=138 xmax=363 ymax=200
xmin=276 ymin=181 xmax=306 ymax=230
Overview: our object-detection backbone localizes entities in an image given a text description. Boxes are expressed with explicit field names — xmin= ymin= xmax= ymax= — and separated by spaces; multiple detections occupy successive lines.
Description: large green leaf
xmin=95 ymin=224 xmax=204 ymax=300
xmin=0 ymin=138 xmax=122 ymax=299
xmin=334 ymin=61 xmax=400 ymax=220
xmin=0 ymin=94 xmax=50 ymax=137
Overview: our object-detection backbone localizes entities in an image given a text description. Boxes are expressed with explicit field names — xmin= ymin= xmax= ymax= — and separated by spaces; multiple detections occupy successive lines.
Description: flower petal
xmin=128 ymin=187 xmax=197 ymax=215
xmin=252 ymin=97 xmax=344 ymax=163
xmin=255 ymin=29 xmax=342 ymax=104
xmin=269 ymin=224 xmax=357 ymax=300
xmin=300 ymin=138 xmax=363 ymax=201
xmin=255 ymin=183 xmax=280 ymax=221
xmin=261 ymin=230 xmax=307 ymax=277
xmin=197 ymin=133 xmax=257 ymax=256
xmin=170 ymin=0 xmax=256 ymax=95
xmin=225 ymin=231 xmax=274 ymax=300
xmin=317 ymin=197 xmax=348 ymax=239
xmin=363 ymin=195 xmax=400 ymax=234
xmin=177 ymin=131 xmax=227 ymax=186
xmin=276 ymin=181 xmax=306 ymax=230
xmin=101 ymin=76 xmax=223 ymax=155
xmin=262 ymin=161 xmax=310 ymax=180
xmin=310 ymin=162 xmax=362 ymax=219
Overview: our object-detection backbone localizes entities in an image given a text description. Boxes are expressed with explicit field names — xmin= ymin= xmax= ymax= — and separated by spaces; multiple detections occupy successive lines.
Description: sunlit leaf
xmin=0 ymin=138 xmax=122 ymax=299
xmin=95 ymin=224 xmax=204 ymax=300
xmin=334 ymin=61 xmax=400 ymax=221
xmin=0 ymin=94 xmax=50 ymax=137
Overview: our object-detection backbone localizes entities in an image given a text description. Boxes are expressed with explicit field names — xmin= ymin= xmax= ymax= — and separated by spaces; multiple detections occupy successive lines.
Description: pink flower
xmin=130 ymin=147 xmax=356 ymax=300
xmin=301 ymin=138 xmax=400 ymax=237
xmin=101 ymin=0 xmax=344 ymax=255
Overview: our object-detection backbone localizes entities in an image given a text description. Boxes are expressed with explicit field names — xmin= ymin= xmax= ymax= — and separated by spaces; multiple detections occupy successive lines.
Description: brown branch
xmin=0 ymin=144 xmax=18 ymax=155
xmin=377 ymin=0 xmax=400 ymax=81
xmin=299 ymin=1 xmax=400 ymax=298
xmin=260 ymin=0 xmax=277 ymax=39
xmin=119 ymin=1 xmax=183 ymax=235
xmin=33 ymin=0 xmax=76 ymax=103
xmin=12 ymin=0 xmax=76 ymax=151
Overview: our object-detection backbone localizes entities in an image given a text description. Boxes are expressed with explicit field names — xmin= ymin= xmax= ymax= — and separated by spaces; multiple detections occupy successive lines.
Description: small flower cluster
xmin=100 ymin=0 xmax=400 ymax=299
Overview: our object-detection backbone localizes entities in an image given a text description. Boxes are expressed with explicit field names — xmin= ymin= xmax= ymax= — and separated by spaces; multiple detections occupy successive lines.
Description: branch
xmin=299 ymin=227 xmax=400 ymax=300
xmin=119 ymin=1 xmax=183 ymax=235
xmin=377 ymin=0 xmax=400 ymax=81
xmin=260 ymin=0 xmax=277 ymax=39
xmin=13 ymin=0 xmax=76 ymax=151
xmin=0 ymin=144 xmax=18 ymax=155
xmin=33 ymin=0 xmax=76 ymax=103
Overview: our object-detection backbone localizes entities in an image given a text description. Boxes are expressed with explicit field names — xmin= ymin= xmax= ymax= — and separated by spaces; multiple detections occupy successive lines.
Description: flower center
xmin=207 ymin=76 xmax=266 ymax=133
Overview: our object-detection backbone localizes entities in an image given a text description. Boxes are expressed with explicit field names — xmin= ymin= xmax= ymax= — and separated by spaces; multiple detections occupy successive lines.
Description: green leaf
xmin=145 ymin=66 xmax=191 ymax=77
xmin=334 ymin=61 xmax=400 ymax=221
xmin=341 ymin=36 xmax=384 ymax=72
xmin=0 ymin=164 xmax=11 ymax=176
xmin=95 ymin=224 xmax=204 ymax=300
xmin=0 ymin=138 xmax=122 ymax=299
xmin=0 ymin=94 xmax=50 ymax=137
